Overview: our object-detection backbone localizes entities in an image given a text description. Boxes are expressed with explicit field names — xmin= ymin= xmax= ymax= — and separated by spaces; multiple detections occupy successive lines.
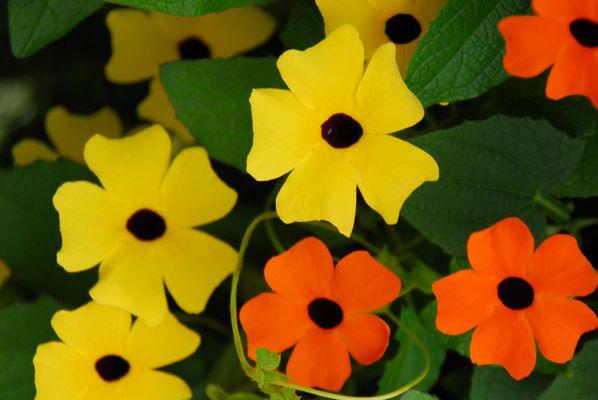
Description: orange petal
xmin=337 ymin=313 xmax=390 ymax=365
xmin=532 ymin=0 xmax=595 ymax=19
xmin=546 ymin=42 xmax=598 ymax=108
xmin=528 ymin=234 xmax=598 ymax=297
xmin=239 ymin=293 xmax=310 ymax=360
xmin=467 ymin=217 xmax=535 ymax=278
xmin=331 ymin=250 xmax=401 ymax=313
xmin=470 ymin=307 xmax=536 ymax=380
xmin=498 ymin=16 xmax=567 ymax=78
xmin=432 ymin=270 xmax=499 ymax=335
xmin=264 ymin=237 xmax=334 ymax=300
xmin=526 ymin=296 xmax=598 ymax=364
xmin=286 ymin=328 xmax=351 ymax=391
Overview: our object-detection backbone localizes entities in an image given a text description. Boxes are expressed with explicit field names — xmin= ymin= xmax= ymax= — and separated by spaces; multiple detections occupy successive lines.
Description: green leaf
xmin=161 ymin=57 xmax=284 ymax=170
xmin=8 ymin=0 xmax=103 ymax=58
xmin=401 ymin=391 xmax=438 ymax=400
xmin=555 ymin=135 xmax=598 ymax=198
xmin=0 ymin=161 xmax=96 ymax=304
xmin=105 ymin=0 xmax=270 ymax=16
xmin=280 ymin=0 xmax=324 ymax=51
xmin=0 ymin=297 xmax=62 ymax=400
xmin=470 ymin=366 xmax=552 ymax=400
xmin=406 ymin=0 xmax=529 ymax=107
xmin=207 ymin=384 xmax=264 ymax=400
xmin=539 ymin=340 xmax=598 ymax=400
xmin=256 ymin=348 xmax=281 ymax=371
xmin=403 ymin=116 xmax=585 ymax=256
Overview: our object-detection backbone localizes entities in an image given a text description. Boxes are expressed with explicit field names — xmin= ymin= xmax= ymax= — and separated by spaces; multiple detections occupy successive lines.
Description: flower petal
xmin=528 ymin=234 xmax=598 ymax=297
xmin=277 ymin=25 xmax=364 ymax=111
xmin=337 ymin=313 xmax=390 ymax=365
xmin=124 ymin=313 xmax=200 ymax=369
xmin=350 ymin=134 xmax=438 ymax=225
xmin=239 ymin=292 xmax=310 ymax=359
xmin=51 ymin=302 xmax=131 ymax=354
xmin=276 ymin=145 xmax=357 ymax=237
xmin=160 ymin=147 xmax=237 ymax=229
xmin=470 ymin=307 xmax=536 ymax=380
xmin=34 ymin=342 xmax=92 ymax=400
xmin=90 ymin=240 xmax=168 ymax=326
xmin=161 ymin=229 xmax=237 ymax=314
xmin=355 ymin=43 xmax=424 ymax=135
xmin=264 ymin=237 xmax=334 ymax=300
xmin=532 ymin=0 xmax=594 ymax=19
xmin=12 ymin=139 xmax=58 ymax=167
xmin=247 ymin=88 xmax=323 ymax=181
xmin=54 ymin=182 xmax=125 ymax=272
xmin=122 ymin=370 xmax=192 ymax=400
xmin=498 ymin=16 xmax=567 ymax=78
xmin=432 ymin=270 xmax=499 ymax=335
xmin=83 ymin=125 xmax=171 ymax=205
xmin=467 ymin=217 xmax=535 ymax=278
xmin=46 ymin=106 xmax=123 ymax=164
xmin=331 ymin=250 xmax=401 ymax=313
xmin=526 ymin=297 xmax=598 ymax=364
xmin=0 ymin=260 xmax=9 ymax=288
xmin=286 ymin=328 xmax=351 ymax=391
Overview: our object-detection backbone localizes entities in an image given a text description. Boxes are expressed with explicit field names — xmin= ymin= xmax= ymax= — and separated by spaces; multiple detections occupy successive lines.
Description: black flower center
xmin=95 ymin=355 xmax=130 ymax=382
xmin=308 ymin=298 xmax=344 ymax=329
xmin=127 ymin=209 xmax=166 ymax=241
xmin=570 ymin=19 xmax=598 ymax=48
xmin=178 ymin=37 xmax=211 ymax=60
xmin=385 ymin=14 xmax=422 ymax=44
xmin=321 ymin=114 xmax=363 ymax=148
xmin=497 ymin=277 xmax=534 ymax=310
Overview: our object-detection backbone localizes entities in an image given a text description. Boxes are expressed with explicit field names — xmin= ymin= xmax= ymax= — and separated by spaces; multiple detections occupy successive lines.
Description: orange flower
xmin=433 ymin=217 xmax=598 ymax=380
xmin=498 ymin=0 xmax=598 ymax=107
xmin=239 ymin=237 xmax=401 ymax=391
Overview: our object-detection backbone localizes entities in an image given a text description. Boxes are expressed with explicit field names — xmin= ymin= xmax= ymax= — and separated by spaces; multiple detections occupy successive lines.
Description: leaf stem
xmin=307 ymin=221 xmax=382 ymax=254
xmin=534 ymin=193 xmax=570 ymax=224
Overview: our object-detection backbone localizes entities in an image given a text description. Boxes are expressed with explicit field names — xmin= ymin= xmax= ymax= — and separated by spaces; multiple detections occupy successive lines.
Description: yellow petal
xmin=316 ymin=0 xmax=387 ymax=59
xmin=53 ymin=181 xmax=126 ymax=272
xmin=355 ymin=43 xmax=424 ymax=135
xmin=83 ymin=125 xmax=171 ymax=205
xmin=33 ymin=342 xmax=92 ymax=400
xmin=277 ymin=25 xmax=364 ymax=112
xmin=11 ymin=139 xmax=59 ymax=167
xmin=138 ymin=77 xmax=194 ymax=144
xmin=50 ymin=302 xmax=131 ymax=355
xmin=121 ymin=370 xmax=192 ymax=400
xmin=0 ymin=260 xmax=9 ymax=287
xmin=395 ymin=39 xmax=420 ymax=76
xmin=162 ymin=229 xmax=237 ymax=314
xmin=90 ymin=240 xmax=168 ymax=326
xmin=350 ymin=134 xmax=439 ymax=225
xmin=105 ymin=9 xmax=176 ymax=83
xmin=413 ymin=0 xmax=447 ymax=21
xmin=160 ymin=147 xmax=237 ymax=229
xmin=276 ymin=145 xmax=357 ymax=236
xmin=247 ymin=88 xmax=324 ymax=181
xmin=46 ymin=106 xmax=123 ymax=164
xmin=124 ymin=312 xmax=200 ymax=369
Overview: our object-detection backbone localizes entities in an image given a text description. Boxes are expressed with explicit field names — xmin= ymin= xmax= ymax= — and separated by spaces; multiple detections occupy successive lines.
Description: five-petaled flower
xmin=433 ymin=217 xmax=598 ymax=380
xmin=316 ymin=0 xmax=446 ymax=73
xmin=34 ymin=302 xmax=199 ymax=400
xmin=105 ymin=7 xmax=276 ymax=142
xmin=247 ymin=25 xmax=439 ymax=237
xmin=240 ymin=237 xmax=401 ymax=391
xmin=53 ymin=125 xmax=238 ymax=325
xmin=498 ymin=0 xmax=598 ymax=108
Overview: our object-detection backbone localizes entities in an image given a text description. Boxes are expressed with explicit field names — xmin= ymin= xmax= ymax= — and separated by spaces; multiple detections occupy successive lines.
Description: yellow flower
xmin=34 ymin=302 xmax=199 ymax=400
xmin=316 ymin=0 xmax=446 ymax=73
xmin=12 ymin=106 xmax=122 ymax=166
xmin=105 ymin=7 xmax=276 ymax=143
xmin=247 ymin=26 xmax=439 ymax=237
xmin=0 ymin=260 xmax=10 ymax=288
xmin=53 ymin=125 xmax=238 ymax=325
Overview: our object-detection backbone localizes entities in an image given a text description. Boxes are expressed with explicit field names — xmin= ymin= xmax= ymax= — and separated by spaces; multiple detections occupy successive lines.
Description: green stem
xmin=264 ymin=184 xmax=286 ymax=254
xmin=307 ymin=221 xmax=382 ymax=254
xmin=534 ymin=193 xmax=570 ymax=224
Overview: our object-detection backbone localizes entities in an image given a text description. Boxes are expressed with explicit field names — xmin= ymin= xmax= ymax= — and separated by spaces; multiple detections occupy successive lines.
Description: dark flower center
xmin=308 ymin=298 xmax=344 ymax=329
xmin=385 ymin=14 xmax=422 ymax=44
xmin=95 ymin=355 xmax=130 ymax=382
xmin=178 ymin=37 xmax=212 ymax=60
xmin=321 ymin=114 xmax=363 ymax=148
xmin=498 ymin=277 xmax=534 ymax=310
xmin=570 ymin=19 xmax=598 ymax=48
xmin=127 ymin=209 xmax=166 ymax=241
